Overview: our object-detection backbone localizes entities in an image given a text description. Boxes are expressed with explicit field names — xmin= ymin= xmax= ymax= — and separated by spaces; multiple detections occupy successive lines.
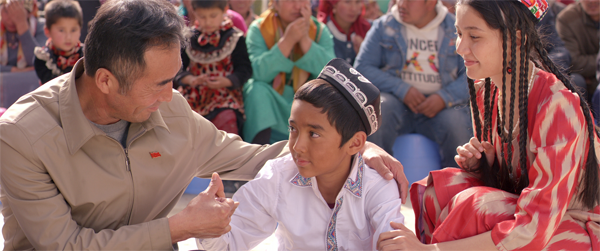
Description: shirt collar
xmin=289 ymin=153 xmax=365 ymax=198
xmin=60 ymin=59 xmax=170 ymax=154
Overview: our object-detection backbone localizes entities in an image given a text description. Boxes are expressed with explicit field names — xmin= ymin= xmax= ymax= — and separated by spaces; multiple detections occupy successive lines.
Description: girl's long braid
xmin=483 ymin=78 xmax=493 ymax=142
xmin=498 ymin=26 xmax=509 ymax=171
xmin=506 ymin=23 xmax=518 ymax=185
xmin=534 ymin=38 xmax=600 ymax=209
xmin=516 ymin=23 xmax=530 ymax=191
xmin=468 ymin=78 xmax=483 ymax=147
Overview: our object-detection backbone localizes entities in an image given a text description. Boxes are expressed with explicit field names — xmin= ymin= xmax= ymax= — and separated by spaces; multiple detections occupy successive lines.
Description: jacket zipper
xmin=124 ymin=148 xmax=130 ymax=171
xmin=123 ymin=129 xmax=147 ymax=225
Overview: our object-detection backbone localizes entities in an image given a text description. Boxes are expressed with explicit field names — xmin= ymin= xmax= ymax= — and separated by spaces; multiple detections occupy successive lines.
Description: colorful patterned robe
xmin=410 ymin=68 xmax=600 ymax=250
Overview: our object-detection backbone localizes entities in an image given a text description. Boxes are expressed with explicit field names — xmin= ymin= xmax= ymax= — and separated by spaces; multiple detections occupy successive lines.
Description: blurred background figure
xmin=440 ymin=0 xmax=455 ymax=14
xmin=317 ymin=0 xmax=370 ymax=65
xmin=242 ymin=0 xmax=334 ymax=144
xmin=229 ymin=0 xmax=257 ymax=29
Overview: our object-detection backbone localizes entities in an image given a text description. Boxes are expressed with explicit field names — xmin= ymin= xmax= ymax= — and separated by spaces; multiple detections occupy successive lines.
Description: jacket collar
xmin=60 ymin=59 xmax=170 ymax=154
xmin=289 ymin=153 xmax=365 ymax=198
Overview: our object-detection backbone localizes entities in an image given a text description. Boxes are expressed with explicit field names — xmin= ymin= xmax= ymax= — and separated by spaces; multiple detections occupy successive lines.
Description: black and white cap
xmin=317 ymin=58 xmax=381 ymax=136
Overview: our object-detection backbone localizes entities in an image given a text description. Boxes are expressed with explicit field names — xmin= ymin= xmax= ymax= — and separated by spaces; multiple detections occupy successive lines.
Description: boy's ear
xmin=44 ymin=26 xmax=50 ymax=38
xmin=345 ymin=131 xmax=367 ymax=155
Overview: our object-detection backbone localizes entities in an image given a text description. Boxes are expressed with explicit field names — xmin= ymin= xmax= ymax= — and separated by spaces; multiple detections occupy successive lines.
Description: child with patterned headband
xmin=197 ymin=58 xmax=404 ymax=251
xmin=33 ymin=0 xmax=83 ymax=84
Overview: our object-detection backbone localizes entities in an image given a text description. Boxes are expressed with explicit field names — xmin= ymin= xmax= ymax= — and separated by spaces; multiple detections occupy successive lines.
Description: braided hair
xmin=459 ymin=0 xmax=599 ymax=209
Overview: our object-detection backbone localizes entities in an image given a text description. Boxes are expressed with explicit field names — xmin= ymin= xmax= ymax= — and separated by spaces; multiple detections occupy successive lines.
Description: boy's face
xmin=45 ymin=17 xmax=81 ymax=52
xmin=193 ymin=7 xmax=226 ymax=34
xmin=288 ymin=100 xmax=359 ymax=179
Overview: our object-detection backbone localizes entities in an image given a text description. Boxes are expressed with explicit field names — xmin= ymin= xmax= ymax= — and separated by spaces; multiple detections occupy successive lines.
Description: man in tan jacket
xmin=0 ymin=0 xmax=408 ymax=250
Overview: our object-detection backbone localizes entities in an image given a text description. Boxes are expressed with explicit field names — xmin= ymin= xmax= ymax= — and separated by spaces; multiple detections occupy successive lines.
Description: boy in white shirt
xmin=198 ymin=58 xmax=404 ymax=250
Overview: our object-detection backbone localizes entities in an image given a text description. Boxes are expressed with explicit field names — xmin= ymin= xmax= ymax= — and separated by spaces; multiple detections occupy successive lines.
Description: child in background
xmin=175 ymin=0 xmax=251 ymax=135
xmin=34 ymin=0 xmax=82 ymax=84
xmin=198 ymin=59 xmax=404 ymax=250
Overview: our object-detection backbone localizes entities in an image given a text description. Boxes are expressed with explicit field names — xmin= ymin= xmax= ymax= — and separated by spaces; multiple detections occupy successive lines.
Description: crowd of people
xmin=0 ymin=0 xmax=599 ymax=250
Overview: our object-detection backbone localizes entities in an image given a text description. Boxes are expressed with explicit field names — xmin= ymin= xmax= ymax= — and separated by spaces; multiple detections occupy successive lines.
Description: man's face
xmin=581 ymin=0 xmax=600 ymax=19
xmin=106 ymin=45 xmax=181 ymax=123
xmin=396 ymin=0 xmax=436 ymax=28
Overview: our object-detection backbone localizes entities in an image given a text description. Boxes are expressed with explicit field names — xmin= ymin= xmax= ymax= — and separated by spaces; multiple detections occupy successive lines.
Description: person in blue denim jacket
xmin=354 ymin=0 xmax=471 ymax=168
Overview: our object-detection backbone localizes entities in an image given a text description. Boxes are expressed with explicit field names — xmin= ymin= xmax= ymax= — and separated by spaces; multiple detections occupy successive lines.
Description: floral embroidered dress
xmin=198 ymin=153 xmax=404 ymax=251
xmin=176 ymin=18 xmax=251 ymax=121
xmin=410 ymin=68 xmax=600 ymax=250
xmin=34 ymin=39 xmax=83 ymax=84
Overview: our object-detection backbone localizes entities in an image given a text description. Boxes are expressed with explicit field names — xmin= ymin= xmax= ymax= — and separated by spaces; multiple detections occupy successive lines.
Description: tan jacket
xmin=557 ymin=2 xmax=600 ymax=80
xmin=0 ymin=60 xmax=287 ymax=250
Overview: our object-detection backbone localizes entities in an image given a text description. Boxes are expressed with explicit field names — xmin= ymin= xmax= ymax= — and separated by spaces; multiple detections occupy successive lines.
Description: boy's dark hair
xmin=191 ymin=0 xmax=228 ymax=11
xmin=294 ymin=79 xmax=366 ymax=147
xmin=84 ymin=0 xmax=187 ymax=94
xmin=44 ymin=0 xmax=83 ymax=29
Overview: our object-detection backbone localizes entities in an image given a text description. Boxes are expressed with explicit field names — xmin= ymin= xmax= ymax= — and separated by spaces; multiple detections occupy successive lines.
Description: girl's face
xmin=455 ymin=4 xmax=504 ymax=82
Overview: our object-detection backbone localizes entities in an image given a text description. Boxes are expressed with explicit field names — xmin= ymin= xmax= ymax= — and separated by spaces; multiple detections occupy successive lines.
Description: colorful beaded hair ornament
xmin=516 ymin=0 xmax=548 ymax=20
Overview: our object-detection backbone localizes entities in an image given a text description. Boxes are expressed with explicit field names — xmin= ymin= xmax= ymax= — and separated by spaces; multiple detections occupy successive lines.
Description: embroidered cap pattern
xmin=320 ymin=66 xmax=379 ymax=135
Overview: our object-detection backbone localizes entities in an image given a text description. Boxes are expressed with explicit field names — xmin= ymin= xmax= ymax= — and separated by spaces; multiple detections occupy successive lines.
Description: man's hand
xmin=403 ymin=87 xmax=426 ymax=114
xmin=168 ymin=173 xmax=239 ymax=243
xmin=5 ymin=0 xmax=30 ymax=35
xmin=416 ymin=94 xmax=445 ymax=118
xmin=361 ymin=142 xmax=409 ymax=204
xmin=206 ymin=76 xmax=232 ymax=89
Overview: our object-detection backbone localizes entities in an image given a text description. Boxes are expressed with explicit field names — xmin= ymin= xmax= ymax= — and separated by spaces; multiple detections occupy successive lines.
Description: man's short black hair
xmin=191 ymin=0 xmax=228 ymax=10
xmin=44 ymin=0 xmax=83 ymax=29
xmin=84 ymin=0 xmax=187 ymax=94
xmin=294 ymin=79 xmax=366 ymax=147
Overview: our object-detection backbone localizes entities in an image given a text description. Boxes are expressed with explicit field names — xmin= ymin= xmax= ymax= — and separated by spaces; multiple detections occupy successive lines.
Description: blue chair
xmin=184 ymin=177 xmax=211 ymax=194
xmin=392 ymin=134 xmax=441 ymax=184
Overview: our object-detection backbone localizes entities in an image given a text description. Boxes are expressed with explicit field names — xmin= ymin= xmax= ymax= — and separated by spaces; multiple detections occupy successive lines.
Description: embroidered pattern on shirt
xmin=326 ymin=197 xmax=344 ymax=251
xmin=343 ymin=154 xmax=364 ymax=197
xmin=290 ymin=173 xmax=312 ymax=187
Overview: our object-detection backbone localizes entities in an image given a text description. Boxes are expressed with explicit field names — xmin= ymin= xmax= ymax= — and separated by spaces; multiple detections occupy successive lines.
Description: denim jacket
xmin=354 ymin=13 xmax=468 ymax=108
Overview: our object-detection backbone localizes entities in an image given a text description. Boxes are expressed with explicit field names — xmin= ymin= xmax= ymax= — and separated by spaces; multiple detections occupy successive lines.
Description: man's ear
xmin=94 ymin=68 xmax=117 ymax=95
xmin=346 ymin=131 xmax=367 ymax=155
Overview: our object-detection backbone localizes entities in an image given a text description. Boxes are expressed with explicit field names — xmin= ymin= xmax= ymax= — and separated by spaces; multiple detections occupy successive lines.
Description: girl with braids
xmin=376 ymin=0 xmax=600 ymax=250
